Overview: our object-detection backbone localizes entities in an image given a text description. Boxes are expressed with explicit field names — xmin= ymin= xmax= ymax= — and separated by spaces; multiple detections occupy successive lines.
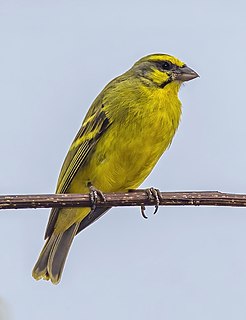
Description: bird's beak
xmin=174 ymin=66 xmax=199 ymax=82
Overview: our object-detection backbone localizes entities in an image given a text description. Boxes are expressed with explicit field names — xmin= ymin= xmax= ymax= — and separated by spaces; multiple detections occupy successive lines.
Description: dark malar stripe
xmin=159 ymin=78 xmax=173 ymax=89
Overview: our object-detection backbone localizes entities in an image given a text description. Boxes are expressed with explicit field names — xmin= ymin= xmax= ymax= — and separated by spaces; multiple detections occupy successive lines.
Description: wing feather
xmin=45 ymin=101 xmax=111 ymax=239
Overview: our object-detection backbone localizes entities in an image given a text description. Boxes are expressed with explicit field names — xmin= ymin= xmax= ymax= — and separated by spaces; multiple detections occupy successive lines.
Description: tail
xmin=32 ymin=222 xmax=79 ymax=284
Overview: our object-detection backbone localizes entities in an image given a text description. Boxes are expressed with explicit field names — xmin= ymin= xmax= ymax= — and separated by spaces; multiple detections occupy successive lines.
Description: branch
xmin=0 ymin=191 xmax=246 ymax=210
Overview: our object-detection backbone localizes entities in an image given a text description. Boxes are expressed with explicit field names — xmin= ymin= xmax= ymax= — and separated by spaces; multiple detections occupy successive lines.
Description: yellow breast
xmin=70 ymin=81 xmax=182 ymax=193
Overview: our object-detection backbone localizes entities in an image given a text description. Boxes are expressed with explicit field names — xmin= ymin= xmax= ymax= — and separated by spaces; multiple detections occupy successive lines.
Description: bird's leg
xmin=87 ymin=182 xmax=106 ymax=211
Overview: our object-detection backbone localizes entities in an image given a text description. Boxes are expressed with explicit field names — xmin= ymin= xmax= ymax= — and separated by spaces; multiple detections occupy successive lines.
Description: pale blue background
xmin=0 ymin=0 xmax=246 ymax=319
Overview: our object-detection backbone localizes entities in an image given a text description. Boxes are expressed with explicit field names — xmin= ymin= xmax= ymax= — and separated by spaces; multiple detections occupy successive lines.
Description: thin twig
xmin=0 ymin=191 xmax=246 ymax=210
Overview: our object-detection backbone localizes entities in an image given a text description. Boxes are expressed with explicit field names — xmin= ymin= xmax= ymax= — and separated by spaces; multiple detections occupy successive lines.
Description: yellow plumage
xmin=32 ymin=53 xmax=198 ymax=284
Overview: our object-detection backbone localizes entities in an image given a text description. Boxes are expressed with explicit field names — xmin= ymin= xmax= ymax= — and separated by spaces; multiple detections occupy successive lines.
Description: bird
xmin=32 ymin=53 xmax=199 ymax=284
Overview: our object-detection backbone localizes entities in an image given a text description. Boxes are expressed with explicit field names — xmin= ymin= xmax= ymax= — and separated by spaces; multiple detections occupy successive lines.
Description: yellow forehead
xmin=136 ymin=53 xmax=185 ymax=67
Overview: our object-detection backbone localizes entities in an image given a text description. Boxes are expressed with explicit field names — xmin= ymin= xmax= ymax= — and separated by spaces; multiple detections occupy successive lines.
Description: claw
xmin=141 ymin=205 xmax=148 ymax=219
xmin=129 ymin=189 xmax=148 ymax=219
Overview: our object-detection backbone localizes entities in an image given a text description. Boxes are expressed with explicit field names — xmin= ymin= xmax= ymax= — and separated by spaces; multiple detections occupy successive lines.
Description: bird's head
xmin=132 ymin=53 xmax=199 ymax=88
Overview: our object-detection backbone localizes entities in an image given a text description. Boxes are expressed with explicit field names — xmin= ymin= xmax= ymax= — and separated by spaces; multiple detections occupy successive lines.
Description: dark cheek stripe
xmin=159 ymin=77 xmax=172 ymax=89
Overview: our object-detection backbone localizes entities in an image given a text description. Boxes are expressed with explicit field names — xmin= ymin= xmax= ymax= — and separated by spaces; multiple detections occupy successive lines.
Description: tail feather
xmin=32 ymin=223 xmax=79 ymax=284
xmin=32 ymin=234 xmax=56 ymax=281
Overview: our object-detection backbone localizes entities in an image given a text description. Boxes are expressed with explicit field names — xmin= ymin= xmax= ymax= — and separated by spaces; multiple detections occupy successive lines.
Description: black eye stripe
xmin=154 ymin=60 xmax=174 ymax=71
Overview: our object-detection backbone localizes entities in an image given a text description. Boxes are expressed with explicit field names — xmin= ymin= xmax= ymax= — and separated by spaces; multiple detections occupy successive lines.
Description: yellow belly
xmin=83 ymin=122 xmax=175 ymax=192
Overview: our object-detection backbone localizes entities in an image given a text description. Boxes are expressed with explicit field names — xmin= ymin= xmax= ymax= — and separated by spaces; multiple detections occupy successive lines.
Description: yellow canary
xmin=32 ymin=53 xmax=199 ymax=284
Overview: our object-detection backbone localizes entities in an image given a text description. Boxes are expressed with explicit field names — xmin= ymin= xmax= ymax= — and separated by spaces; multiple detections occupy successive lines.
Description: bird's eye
xmin=161 ymin=61 xmax=172 ymax=70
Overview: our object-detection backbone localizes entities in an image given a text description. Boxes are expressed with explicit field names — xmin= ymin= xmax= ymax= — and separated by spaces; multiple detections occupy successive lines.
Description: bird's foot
xmin=146 ymin=187 xmax=162 ymax=215
xmin=129 ymin=187 xmax=162 ymax=219
xmin=88 ymin=182 xmax=106 ymax=211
